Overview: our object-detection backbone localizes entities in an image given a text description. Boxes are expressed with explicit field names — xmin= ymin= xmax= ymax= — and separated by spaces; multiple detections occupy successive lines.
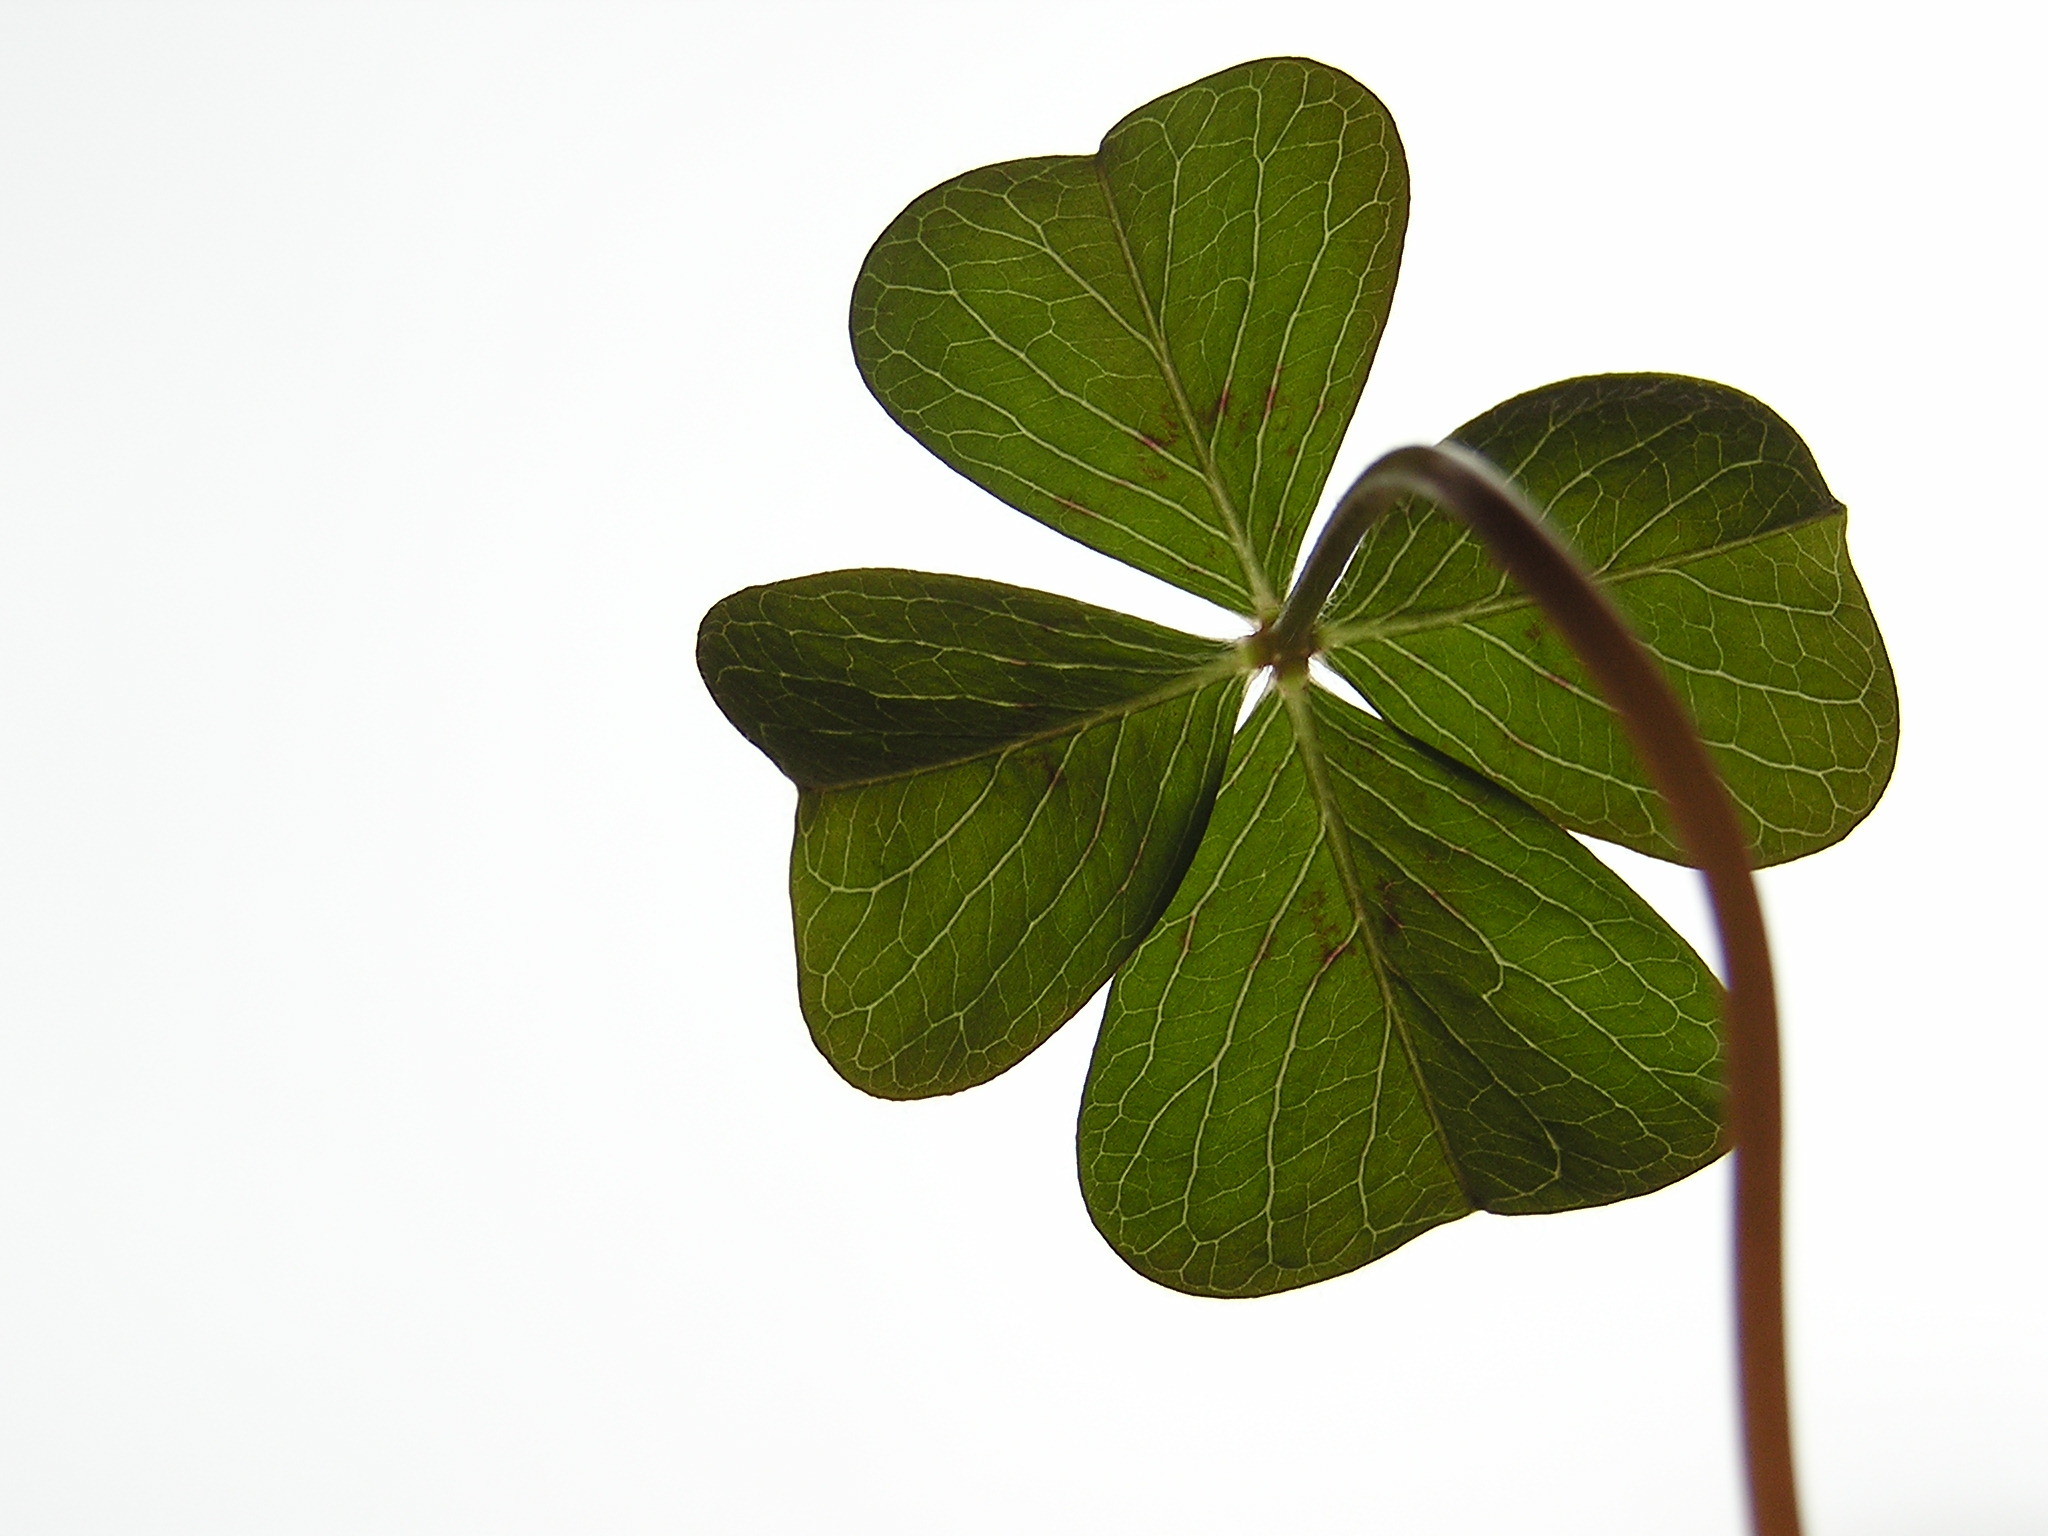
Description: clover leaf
xmin=697 ymin=56 xmax=1896 ymax=1301
xmin=698 ymin=570 xmax=1242 ymax=1097
xmin=1324 ymin=373 xmax=1896 ymax=865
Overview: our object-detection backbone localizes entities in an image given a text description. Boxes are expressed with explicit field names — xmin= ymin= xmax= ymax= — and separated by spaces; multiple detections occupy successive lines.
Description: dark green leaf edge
xmin=698 ymin=568 xmax=1249 ymax=788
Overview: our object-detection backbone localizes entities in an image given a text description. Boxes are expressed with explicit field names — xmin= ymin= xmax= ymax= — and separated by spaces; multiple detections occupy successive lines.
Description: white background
xmin=1 ymin=4 xmax=2041 ymax=1532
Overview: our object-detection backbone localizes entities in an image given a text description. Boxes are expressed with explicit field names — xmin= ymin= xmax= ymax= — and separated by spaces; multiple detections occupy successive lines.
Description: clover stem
xmin=1277 ymin=445 xmax=1802 ymax=1536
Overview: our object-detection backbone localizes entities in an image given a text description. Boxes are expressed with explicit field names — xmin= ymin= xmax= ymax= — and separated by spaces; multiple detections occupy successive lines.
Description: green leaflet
xmin=698 ymin=570 xmax=1244 ymax=1098
xmin=851 ymin=57 xmax=1407 ymax=619
xmin=1079 ymin=688 xmax=1721 ymax=1297
xmin=1323 ymin=374 xmax=1899 ymax=865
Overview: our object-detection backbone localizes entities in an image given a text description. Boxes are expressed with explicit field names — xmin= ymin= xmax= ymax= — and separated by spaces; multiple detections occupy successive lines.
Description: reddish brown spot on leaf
xmin=1301 ymin=884 xmax=1345 ymax=952
xmin=1029 ymin=746 xmax=1066 ymax=789
xmin=1377 ymin=878 xmax=1405 ymax=936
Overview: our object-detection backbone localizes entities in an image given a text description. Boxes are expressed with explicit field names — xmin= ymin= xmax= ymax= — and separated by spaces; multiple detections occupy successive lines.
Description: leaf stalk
xmin=1275 ymin=444 xmax=1801 ymax=1536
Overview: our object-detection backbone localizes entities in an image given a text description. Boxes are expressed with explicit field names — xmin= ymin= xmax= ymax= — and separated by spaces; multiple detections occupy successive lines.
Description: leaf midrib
xmin=801 ymin=647 xmax=1251 ymax=793
xmin=1320 ymin=500 xmax=1844 ymax=647
xmin=1273 ymin=680 xmax=1480 ymax=1207
xmin=1091 ymin=159 xmax=1277 ymax=622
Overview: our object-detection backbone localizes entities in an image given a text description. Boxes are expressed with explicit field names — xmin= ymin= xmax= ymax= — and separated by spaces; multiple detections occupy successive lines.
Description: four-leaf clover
xmin=698 ymin=57 xmax=1896 ymax=1298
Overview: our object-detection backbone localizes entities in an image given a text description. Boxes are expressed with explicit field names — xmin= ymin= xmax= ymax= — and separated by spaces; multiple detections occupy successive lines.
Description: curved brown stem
xmin=1276 ymin=444 xmax=1800 ymax=1536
